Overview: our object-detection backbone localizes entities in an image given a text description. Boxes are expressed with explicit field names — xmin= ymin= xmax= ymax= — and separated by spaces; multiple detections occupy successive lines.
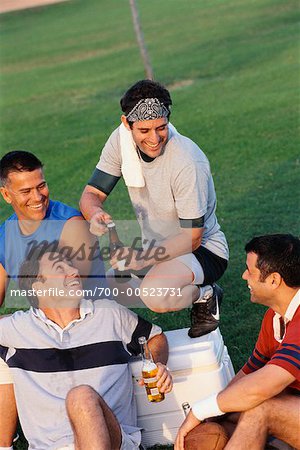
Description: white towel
xmin=119 ymin=122 xmax=145 ymax=187
xmin=119 ymin=122 xmax=178 ymax=188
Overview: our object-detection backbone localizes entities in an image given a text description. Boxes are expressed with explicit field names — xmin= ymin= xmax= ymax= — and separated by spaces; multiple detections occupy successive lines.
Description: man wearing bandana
xmin=80 ymin=80 xmax=229 ymax=338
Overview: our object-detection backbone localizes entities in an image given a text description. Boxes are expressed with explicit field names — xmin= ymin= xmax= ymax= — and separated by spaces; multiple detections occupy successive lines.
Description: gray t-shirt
xmin=96 ymin=126 xmax=228 ymax=260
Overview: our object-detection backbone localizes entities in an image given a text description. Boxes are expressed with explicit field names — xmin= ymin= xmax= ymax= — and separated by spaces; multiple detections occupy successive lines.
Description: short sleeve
xmin=172 ymin=162 xmax=211 ymax=220
xmin=96 ymin=127 xmax=122 ymax=178
xmin=267 ymin=309 xmax=300 ymax=381
xmin=242 ymin=309 xmax=274 ymax=374
xmin=118 ymin=305 xmax=162 ymax=356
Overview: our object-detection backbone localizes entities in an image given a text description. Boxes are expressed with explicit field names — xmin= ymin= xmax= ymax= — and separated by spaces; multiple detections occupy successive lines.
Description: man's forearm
xmin=226 ymin=369 xmax=246 ymax=387
xmin=80 ymin=191 xmax=105 ymax=221
xmin=217 ymin=365 xmax=295 ymax=413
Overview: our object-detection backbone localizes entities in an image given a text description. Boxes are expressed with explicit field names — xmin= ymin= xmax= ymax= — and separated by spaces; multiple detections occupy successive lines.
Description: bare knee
xmin=143 ymin=300 xmax=173 ymax=313
xmin=139 ymin=291 xmax=173 ymax=312
xmin=251 ymin=397 xmax=278 ymax=418
xmin=139 ymin=279 xmax=179 ymax=312
xmin=255 ymin=394 xmax=299 ymax=438
xmin=66 ymin=385 xmax=101 ymax=414
xmin=240 ymin=399 xmax=270 ymax=428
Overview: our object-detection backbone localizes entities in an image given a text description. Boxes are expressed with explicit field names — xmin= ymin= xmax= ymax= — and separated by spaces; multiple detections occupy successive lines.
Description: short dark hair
xmin=0 ymin=151 xmax=43 ymax=186
xmin=18 ymin=241 xmax=60 ymax=307
xmin=120 ymin=80 xmax=172 ymax=126
xmin=245 ymin=234 xmax=300 ymax=287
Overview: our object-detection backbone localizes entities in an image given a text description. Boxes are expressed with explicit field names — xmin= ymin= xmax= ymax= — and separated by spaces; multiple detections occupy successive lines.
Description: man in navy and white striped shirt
xmin=0 ymin=244 xmax=172 ymax=450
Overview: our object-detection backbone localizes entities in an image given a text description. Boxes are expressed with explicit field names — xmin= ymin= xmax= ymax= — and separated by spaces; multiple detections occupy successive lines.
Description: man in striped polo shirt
xmin=176 ymin=234 xmax=300 ymax=450
xmin=0 ymin=244 xmax=172 ymax=450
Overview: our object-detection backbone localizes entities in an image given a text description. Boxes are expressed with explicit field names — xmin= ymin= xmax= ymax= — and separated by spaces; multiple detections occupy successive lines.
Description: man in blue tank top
xmin=0 ymin=150 xmax=107 ymax=449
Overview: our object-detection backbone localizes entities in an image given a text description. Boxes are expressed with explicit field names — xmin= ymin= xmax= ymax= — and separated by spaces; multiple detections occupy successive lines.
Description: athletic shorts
xmin=192 ymin=245 xmax=228 ymax=285
xmin=0 ymin=357 xmax=13 ymax=384
xmin=56 ymin=429 xmax=141 ymax=450
xmin=175 ymin=246 xmax=227 ymax=286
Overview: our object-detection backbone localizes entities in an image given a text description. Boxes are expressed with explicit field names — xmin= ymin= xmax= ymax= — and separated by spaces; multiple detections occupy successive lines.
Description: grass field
xmin=0 ymin=0 xmax=299 ymax=448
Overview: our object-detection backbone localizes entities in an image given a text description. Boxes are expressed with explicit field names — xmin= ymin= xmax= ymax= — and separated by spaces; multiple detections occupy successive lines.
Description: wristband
xmin=192 ymin=393 xmax=224 ymax=421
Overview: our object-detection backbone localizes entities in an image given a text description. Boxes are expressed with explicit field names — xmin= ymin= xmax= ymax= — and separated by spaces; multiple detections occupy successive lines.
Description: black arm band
xmin=87 ymin=168 xmax=120 ymax=195
xmin=126 ymin=316 xmax=153 ymax=356
xmin=179 ymin=216 xmax=205 ymax=228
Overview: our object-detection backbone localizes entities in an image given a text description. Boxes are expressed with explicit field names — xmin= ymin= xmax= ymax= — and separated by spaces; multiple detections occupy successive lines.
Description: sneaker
xmin=188 ymin=284 xmax=223 ymax=338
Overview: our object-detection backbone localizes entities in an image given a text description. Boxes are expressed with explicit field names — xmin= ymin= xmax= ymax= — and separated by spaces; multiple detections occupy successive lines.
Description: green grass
xmin=0 ymin=0 xmax=299 ymax=448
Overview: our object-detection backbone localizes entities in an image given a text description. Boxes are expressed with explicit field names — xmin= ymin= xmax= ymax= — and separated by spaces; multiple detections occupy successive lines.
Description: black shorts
xmin=193 ymin=245 xmax=228 ymax=286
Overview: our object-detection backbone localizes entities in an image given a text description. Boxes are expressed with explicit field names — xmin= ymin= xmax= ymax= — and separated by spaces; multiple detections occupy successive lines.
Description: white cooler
xmin=130 ymin=327 xmax=235 ymax=448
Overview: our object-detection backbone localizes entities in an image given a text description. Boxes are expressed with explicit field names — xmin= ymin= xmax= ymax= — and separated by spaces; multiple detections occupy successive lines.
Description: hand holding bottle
xmin=150 ymin=361 xmax=173 ymax=394
xmin=89 ymin=210 xmax=112 ymax=236
xmin=138 ymin=336 xmax=173 ymax=402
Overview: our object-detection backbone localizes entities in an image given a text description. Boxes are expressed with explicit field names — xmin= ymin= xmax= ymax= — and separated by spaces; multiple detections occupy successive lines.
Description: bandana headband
xmin=126 ymin=97 xmax=170 ymax=122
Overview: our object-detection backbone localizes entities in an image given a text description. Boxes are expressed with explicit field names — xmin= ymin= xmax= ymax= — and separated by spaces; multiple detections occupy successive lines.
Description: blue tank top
xmin=0 ymin=200 xmax=107 ymax=298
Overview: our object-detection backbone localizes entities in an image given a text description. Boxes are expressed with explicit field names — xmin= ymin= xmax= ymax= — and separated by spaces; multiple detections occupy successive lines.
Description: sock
xmin=194 ymin=285 xmax=213 ymax=303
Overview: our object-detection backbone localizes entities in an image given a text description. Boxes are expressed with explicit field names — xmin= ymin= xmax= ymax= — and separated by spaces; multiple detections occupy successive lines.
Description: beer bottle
xmin=138 ymin=336 xmax=165 ymax=403
xmin=107 ymin=222 xmax=131 ymax=283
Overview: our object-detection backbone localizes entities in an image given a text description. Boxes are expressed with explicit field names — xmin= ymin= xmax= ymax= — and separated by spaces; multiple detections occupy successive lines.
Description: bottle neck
xmin=108 ymin=223 xmax=123 ymax=249
xmin=140 ymin=341 xmax=154 ymax=364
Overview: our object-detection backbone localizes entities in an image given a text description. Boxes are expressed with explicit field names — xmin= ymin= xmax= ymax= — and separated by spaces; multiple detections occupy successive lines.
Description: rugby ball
xmin=184 ymin=422 xmax=229 ymax=450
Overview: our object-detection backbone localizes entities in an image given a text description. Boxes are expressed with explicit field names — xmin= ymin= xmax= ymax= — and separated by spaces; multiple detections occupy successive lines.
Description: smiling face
xmin=33 ymin=252 xmax=83 ymax=305
xmin=242 ymin=252 xmax=274 ymax=305
xmin=122 ymin=116 xmax=169 ymax=158
xmin=0 ymin=168 xmax=49 ymax=221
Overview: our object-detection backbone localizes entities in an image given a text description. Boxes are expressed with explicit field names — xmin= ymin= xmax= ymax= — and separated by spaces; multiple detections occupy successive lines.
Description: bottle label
xmin=150 ymin=388 xmax=159 ymax=395
xmin=143 ymin=377 xmax=157 ymax=384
